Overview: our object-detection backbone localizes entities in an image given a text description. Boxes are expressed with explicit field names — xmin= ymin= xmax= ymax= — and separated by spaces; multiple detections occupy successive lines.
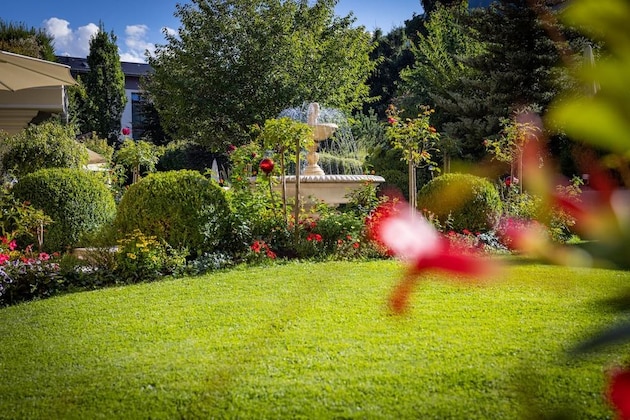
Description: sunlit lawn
xmin=0 ymin=259 xmax=628 ymax=419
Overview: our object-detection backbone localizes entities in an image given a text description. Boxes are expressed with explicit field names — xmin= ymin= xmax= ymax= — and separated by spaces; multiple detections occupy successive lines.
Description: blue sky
xmin=2 ymin=0 xmax=423 ymax=62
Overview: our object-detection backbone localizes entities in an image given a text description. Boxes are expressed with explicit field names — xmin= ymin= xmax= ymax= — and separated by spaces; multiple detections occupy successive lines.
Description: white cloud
xmin=120 ymin=24 xmax=155 ymax=63
xmin=163 ymin=26 xmax=177 ymax=38
xmin=43 ymin=18 xmax=98 ymax=57
xmin=43 ymin=18 xmax=155 ymax=63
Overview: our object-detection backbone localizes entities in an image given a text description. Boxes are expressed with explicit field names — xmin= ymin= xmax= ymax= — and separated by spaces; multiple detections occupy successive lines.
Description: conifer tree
xmin=439 ymin=0 xmax=564 ymax=160
xmin=83 ymin=23 xmax=127 ymax=144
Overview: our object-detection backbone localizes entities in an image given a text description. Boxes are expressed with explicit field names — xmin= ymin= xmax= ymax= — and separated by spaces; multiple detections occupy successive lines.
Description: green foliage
xmin=114 ymin=170 xmax=232 ymax=257
xmin=82 ymin=23 xmax=127 ymax=143
xmin=0 ymin=182 xmax=52 ymax=249
xmin=0 ymin=121 xmax=88 ymax=178
xmin=114 ymin=139 xmax=163 ymax=183
xmin=417 ymin=172 xmax=502 ymax=232
xmin=0 ymin=19 xmax=55 ymax=60
xmin=428 ymin=0 xmax=567 ymax=161
xmin=365 ymin=26 xmax=415 ymax=119
xmin=146 ymin=0 xmax=376 ymax=149
xmin=79 ymin=132 xmax=115 ymax=164
xmin=157 ymin=140 xmax=219 ymax=173
xmin=385 ymin=105 xmax=440 ymax=168
xmin=547 ymin=0 xmax=630 ymax=156
xmin=115 ymin=229 xmax=188 ymax=283
xmin=399 ymin=1 xmax=481 ymax=117
xmin=12 ymin=168 xmax=116 ymax=252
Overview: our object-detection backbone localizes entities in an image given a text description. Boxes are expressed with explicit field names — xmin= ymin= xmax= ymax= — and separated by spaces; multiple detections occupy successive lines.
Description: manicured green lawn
xmin=1 ymin=259 xmax=629 ymax=418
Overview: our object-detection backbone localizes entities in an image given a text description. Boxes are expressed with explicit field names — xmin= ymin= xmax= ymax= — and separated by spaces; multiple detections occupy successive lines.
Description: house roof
xmin=55 ymin=56 xmax=152 ymax=77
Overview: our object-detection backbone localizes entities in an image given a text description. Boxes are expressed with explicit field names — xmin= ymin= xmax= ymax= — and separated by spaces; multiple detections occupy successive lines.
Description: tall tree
xmin=82 ymin=23 xmax=127 ymax=144
xmin=0 ymin=19 xmax=55 ymax=60
xmin=399 ymin=2 xmax=480 ymax=115
xmin=145 ymin=0 xmax=376 ymax=150
xmin=437 ymin=0 xmax=566 ymax=160
xmin=398 ymin=2 xmax=483 ymax=168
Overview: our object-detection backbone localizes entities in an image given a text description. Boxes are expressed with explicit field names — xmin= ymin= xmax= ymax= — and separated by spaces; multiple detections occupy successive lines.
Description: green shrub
xmin=417 ymin=173 xmax=502 ymax=233
xmin=12 ymin=168 xmax=116 ymax=252
xmin=115 ymin=229 xmax=188 ymax=283
xmin=114 ymin=170 xmax=232 ymax=256
xmin=0 ymin=120 xmax=88 ymax=178
xmin=157 ymin=140 xmax=221 ymax=173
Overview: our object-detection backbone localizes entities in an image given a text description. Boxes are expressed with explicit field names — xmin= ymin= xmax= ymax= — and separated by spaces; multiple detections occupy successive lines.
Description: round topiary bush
xmin=114 ymin=170 xmax=232 ymax=256
xmin=0 ymin=120 xmax=88 ymax=178
xmin=12 ymin=168 xmax=116 ymax=252
xmin=417 ymin=173 xmax=502 ymax=233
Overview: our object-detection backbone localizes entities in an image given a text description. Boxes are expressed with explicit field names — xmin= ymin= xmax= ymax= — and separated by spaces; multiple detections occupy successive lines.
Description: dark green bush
xmin=12 ymin=168 xmax=116 ymax=252
xmin=114 ymin=170 xmax=232 ymax=256
xmin=0 ymin=120 xmax=88 ymax=178
xmin=417 ymin=173 xmax=502 ymax=233
xmin=157 ymin=140 xmax=224 ymax=174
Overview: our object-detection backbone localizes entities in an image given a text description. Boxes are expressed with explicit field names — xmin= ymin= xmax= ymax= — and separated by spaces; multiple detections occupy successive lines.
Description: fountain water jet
xmin=277 ymin=102 xmax=384 ymax=207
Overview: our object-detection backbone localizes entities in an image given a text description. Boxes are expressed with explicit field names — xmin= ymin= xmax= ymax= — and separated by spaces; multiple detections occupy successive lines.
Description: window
xmin=131 ymin=92 xmax=148 ymax=140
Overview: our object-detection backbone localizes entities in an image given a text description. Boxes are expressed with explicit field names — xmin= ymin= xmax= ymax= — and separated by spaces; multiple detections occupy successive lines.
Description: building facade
xmin=56 ymin=56 xmax=152 ymax=141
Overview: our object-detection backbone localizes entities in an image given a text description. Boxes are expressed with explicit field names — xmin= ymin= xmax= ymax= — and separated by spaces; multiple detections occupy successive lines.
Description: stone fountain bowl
xmin=312 ymin=123 xmax=338 ymax=141
xmin=277 ymin=174 xmax=385 ymax=207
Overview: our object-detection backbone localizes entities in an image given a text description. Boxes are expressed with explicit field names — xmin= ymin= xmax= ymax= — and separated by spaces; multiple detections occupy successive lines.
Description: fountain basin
xmin=275 ymin=174 xmax=385 ymax=207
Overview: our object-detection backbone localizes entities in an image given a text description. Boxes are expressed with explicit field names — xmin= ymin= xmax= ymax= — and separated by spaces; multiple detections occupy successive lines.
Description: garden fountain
xmin=277 ymin=102 xmax=384 ymax=207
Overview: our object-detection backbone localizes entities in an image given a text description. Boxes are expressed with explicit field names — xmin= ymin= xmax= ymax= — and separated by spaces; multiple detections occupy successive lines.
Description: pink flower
xmin=0 ymin=253 xmax=10 ymax=265
xmin=38 ymin=252 xmax=50 ymax=261
xmin=607 ymin=367 xmax=630 ymax=419
xmin=121 ymin=127 xmax=131 ymax=136
xmin=387 ymin=117 xmax=397 ymax=125
xmin=367 ymin=201 xmax=499 ymax=313
xmin=8 ymin=240 xmax=17 ymax=251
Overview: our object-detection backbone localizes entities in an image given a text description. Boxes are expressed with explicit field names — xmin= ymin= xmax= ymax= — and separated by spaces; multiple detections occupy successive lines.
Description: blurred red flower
xmin=367 ymin=201 xmax=499 ymax=313
xmin=121 ymin=127 xmax=131 ymax=136
xmin=607 ymin=367 xmax=630 ymax=419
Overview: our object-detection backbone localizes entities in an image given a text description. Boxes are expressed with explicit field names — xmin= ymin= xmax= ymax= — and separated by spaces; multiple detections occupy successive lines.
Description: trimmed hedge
xmin=417 ymin=173 xmax=502 ymax=233
xmin=114 ymin=170 xmax=232 ymax=256
xmin=0 ymin=120 xmax=88 ymax=178
xmin=12 ymin=168 xmax=116 ymax=252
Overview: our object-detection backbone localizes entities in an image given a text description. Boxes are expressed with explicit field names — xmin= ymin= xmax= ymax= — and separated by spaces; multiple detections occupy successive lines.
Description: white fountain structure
xmin=278 ymin=102 xmax=384 ymax=207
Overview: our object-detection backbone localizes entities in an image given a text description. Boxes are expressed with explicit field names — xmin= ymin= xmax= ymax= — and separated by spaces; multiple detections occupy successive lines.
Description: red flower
xmin=462 ymin=229 xmax=471 ymax=236
xmin=367 ymin=201 xmax=499 ymax=313
xmin=607 ymin=367 xmax=630 ymax=419
xmin=8 ymin=240 xmax=16 ymax=251
xmin=0 ymin=253 xmax=9 ymax=265
xmin=352 ymin=242 xmax=360 ymax=249
xmin=306 ymin=233 xmax=322 ymax=242
xmin=227 ymin=144 xmax=237 ymax=154
xmin=121 ymin=127 xmax=131 ymax=136
xmin=387 ymin=117 xmax=397 ymax=125
xmin=266 ymin=249 xmax=277 ymax=259
xmin=250 ymin=241 xmax=262 ymax=253
xmin=259 ymin=158 xmax=275 ymax=175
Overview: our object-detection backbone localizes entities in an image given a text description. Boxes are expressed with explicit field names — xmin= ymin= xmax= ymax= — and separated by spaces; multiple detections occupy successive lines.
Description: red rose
xmin=259 ymin=158 xmax=275 ymax=175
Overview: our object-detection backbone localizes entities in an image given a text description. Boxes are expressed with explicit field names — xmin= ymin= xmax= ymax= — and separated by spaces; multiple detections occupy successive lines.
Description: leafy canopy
xmin=145 ymin=0 xmax=376 ymax=150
